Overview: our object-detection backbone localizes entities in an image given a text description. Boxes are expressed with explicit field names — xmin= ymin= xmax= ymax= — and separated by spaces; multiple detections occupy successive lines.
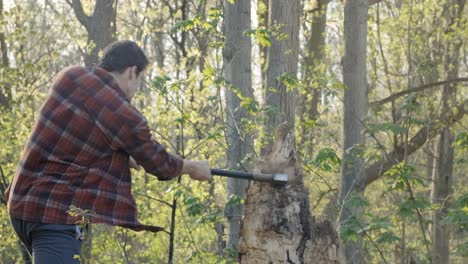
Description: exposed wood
xmin=240 ymin=129 xmax=340 ymax=263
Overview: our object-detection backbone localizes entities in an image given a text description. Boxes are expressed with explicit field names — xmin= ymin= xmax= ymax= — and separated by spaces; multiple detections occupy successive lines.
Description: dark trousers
xmin=10 ymin=217 xmax=82 ymax=264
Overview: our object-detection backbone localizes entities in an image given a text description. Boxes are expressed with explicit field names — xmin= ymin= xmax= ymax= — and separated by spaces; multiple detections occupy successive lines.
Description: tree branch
xmin=67 ymin=0 xmax=91 ymax=30
xmin=370 ymin=77 xmax=468 ymax=107
xmin=133 ymin=192 xmax=173 ymax=208
xmin=360 ymin=98 xmax=467 ymax=191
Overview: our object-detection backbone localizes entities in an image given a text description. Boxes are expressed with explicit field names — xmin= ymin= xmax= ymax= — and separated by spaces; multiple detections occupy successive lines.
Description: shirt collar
xmin=91 ymin=66 xmax=130 ymax=102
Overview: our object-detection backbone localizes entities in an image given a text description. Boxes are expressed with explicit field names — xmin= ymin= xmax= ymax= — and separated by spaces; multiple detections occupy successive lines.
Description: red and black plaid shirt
xmin=6 ymin=66 xmax=183 ymax=232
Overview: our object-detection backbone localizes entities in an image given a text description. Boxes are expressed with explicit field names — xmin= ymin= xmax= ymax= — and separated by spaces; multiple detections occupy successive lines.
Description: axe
xmin=210 ymin=169 xmax=288 ymax=185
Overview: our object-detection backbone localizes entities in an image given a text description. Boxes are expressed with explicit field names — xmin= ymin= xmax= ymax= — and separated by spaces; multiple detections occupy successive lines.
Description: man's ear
xmin=129 ymin=66 xmax=138 ymax=80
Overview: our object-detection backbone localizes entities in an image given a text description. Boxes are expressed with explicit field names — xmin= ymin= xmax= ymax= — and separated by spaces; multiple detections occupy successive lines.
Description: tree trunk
xmin=263 ymin=0 xmax=300 ymax=155
xmin=339 ymin=1 xmax=369 ymax=263
xmin=0 ymin=0 xmax=7 ymax=67
xmin=223 ymin=0 xmax=253 ymax=257
xmin=299 ymin=0 xmax=331 ymax=158
xmin=70 ymin=0 xmax=116 ymax=65
xmin=431 ymin=1 xmax=465 ymax=263
xmin=240 ymin=127 xmax=340 ymax=263
xmin=0 ymin=0 xmax=11 ymax=109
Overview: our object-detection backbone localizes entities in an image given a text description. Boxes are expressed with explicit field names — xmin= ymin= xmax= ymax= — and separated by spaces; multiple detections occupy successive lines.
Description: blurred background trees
xmin=0 ymin=0 xmax=466 ymax=263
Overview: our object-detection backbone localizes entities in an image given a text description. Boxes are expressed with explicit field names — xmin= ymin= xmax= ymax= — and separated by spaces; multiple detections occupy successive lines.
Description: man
xmin=5 ymin=40 xmax=211 ymax=263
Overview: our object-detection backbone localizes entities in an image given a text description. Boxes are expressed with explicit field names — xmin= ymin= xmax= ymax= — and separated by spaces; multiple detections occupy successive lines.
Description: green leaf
xmin=397 ymin=198 xmax=431 ymax=219
xmin=365 ymin=123 xmax=407 ymax=135
xmin=244 ymin=28 xmax=271 ymax=47
xmin=457 ymin=193 xmax=468 ymax=207
xmin=454 ymin=132 xmax=468 ymax=150
xmin=151 ymin=76 xmax=171 ymax=95
xmin=385 ymin=163 xmax=425 ymax=191
xmin=339 ymin=216 xmax=361 ymax=242
xmin=223 ymin=247 xmax=238 ymax=259
xmin=441 ymin=207 xmax=468 ymax=230
xmin=171 ymin=17 xmax=201 ymax=33
xmin=453 ymin=241 xmax=468 ymax=257
xmin=225 ymin=194 xmax=244 ymax=208
xmin=184 ymin=197 xmax=203 ymax=216
xmin=202 ymin=65 xmax=216 ymax=78
xmin=208 ymin=7 xmax=223 ymax=20
xmin=369 ymin=216 xmax=393 ymax=229
xmin=375 ymin=232 xmax=401 ymax=245
xmin=312 ymin=148 xmax=341 ymax=172
xmin=345 ymin=194 xmax=369 ymax=208
xmin=277 ymin=73 xmax=299 ymax=91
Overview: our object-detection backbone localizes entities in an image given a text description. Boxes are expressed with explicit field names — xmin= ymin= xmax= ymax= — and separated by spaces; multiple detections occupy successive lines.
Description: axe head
xmin=272 ymin=173 xmax=288 ymax=185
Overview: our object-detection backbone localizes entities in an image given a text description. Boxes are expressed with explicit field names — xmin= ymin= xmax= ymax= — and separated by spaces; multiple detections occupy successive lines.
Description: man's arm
xmin=83 ymin=75 xmax=210 ymax=181
xmin=130 ymin=156 xmax=211 ymax=181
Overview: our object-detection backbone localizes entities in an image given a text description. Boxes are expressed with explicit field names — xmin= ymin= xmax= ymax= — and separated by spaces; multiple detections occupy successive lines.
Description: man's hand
xmin=182 ymin=160 xmax=211 ymax=181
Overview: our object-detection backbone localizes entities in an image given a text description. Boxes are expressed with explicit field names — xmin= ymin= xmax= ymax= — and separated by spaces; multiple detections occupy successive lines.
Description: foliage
xmin=0 ymin=0 xmax=466 ymax=263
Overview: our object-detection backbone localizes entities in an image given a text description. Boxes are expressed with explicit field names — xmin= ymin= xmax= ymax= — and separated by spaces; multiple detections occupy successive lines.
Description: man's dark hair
xmin=99 ymin=40 xmax=149 ymax=75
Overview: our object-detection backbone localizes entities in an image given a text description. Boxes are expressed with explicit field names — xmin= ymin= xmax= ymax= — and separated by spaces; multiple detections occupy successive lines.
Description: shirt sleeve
xmin=82 ymin=79 xmax=183 ymax=181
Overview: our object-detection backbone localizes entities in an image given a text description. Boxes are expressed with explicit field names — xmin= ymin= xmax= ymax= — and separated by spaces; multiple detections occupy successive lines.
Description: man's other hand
xmin=182 ymin=160 xmax=211 ymax=181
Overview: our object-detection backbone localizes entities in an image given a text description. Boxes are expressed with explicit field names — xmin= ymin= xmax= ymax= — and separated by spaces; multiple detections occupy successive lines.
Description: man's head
xmin=99 ymin=40 xmax=149 ymax=100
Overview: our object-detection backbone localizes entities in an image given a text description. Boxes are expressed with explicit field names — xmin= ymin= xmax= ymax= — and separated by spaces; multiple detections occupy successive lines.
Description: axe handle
xmin=210 ymin=169 xmax=273 ymax=182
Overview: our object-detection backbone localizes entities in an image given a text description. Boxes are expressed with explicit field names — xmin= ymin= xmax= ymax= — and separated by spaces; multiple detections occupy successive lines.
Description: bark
xmin=339 ymin=1 xmax=369 ymax=263
xmin=240 ymin=128 xmax=340 ymax=263
xmin=431 ymin=1 xmax=466 ymax=263
xmin=69 ymin=0 xmax=116 ymax=65
xmin=223 ymin=0 xmax=253 ymax=256
xmin=263 ymin=0 xmax=301 ymax=155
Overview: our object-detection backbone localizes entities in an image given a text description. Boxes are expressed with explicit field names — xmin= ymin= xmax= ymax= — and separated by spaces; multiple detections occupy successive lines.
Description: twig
xmin=133 ymin=192 xmax=173 ymax=208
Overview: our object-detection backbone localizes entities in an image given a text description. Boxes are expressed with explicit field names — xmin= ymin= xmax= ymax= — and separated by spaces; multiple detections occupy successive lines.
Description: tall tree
xmin=263 ymin=0 xmax=300 ymax=149
xmin=68 ymin=0 xmax=116 ymax=65
xmin=431 ymin=1 xmax=466 ymax=263
xmin=0 ymin=0 xmax=7 ymax=67
xmin=299 ymin=0 xmax=331 ymax=158
xmin=223 ymin=0 xmax=253 ymax=257
xmin=0 ymin=0 xmax=10 ymax=109
xmin=339 ymin=0 xmax=369 ymax=263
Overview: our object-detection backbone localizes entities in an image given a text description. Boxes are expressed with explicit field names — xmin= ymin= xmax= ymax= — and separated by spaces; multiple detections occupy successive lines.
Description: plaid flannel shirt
xmin=6 ymin=66 xmax=183 ymax=232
